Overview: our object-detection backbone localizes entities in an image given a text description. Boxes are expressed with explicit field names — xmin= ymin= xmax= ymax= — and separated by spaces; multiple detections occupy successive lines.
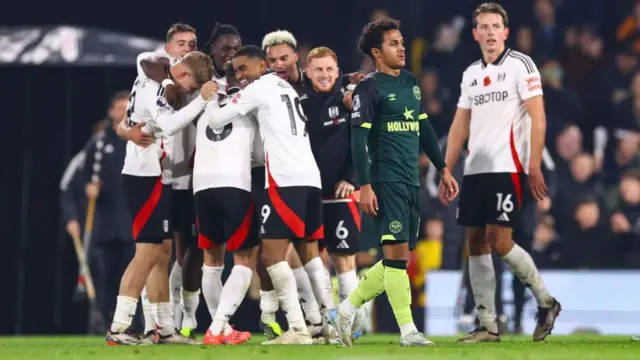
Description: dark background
xmin=0 ymin=0 xmax=636 ymax=334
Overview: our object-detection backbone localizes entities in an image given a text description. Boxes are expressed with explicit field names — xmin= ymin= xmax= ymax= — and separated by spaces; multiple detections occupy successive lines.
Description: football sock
xmin=337 ymin=270 xmax=359 ymax=303
xmin=268 ymin=261 xmax=307 ymax=330
xmin=209 ymin=265 xmax=253 ymax=335
xmin=180 ymin=288 xmax=200 ymax=330
xmin=502 ymin=244 xmax=554 ymax=307
xmin=202 ymin=265 xmax=224 ymax=320
xmin=341 ymin=260 xmax=385 ymax=318
xmin=110 ymin=296 xmax=138 ymax=333
xmin=292 ymin=266 xmax=322 ymax=324
xmin=141 ymin=287 xmax=157 ymax=334
xmin=323 ymin=266 xmax=336 ymax=308
xmin=469 ymin=254 xmax=498 ymax=333
xmin=303 ymin=257 xmax=333 ymax=311
xmin=383 ymin=260 xmax=414 ymax=329
xmin=260 ymin=290 xmax=278 ymax=324
xmin=152 ymin=302 xmax=175 ymax=336
xmin=169 ymin=261 xmax=183 ymax=329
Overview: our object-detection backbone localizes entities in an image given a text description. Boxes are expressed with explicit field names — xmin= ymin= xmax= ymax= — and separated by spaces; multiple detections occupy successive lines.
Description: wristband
xmin=161 ymin=79 xmax=174 ymax=88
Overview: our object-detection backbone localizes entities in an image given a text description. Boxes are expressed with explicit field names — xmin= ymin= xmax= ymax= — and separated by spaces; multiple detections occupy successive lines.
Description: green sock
xmin=347 ymin=260 xmax=385 ymax=307
xmin=384 ymin=265 xmax=413 ymax=327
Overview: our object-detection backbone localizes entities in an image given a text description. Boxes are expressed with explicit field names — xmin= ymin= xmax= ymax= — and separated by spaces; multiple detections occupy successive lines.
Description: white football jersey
xmin=204 ymin=72 xmax=321 ymax=189
xmin=457 ymin=49 xmax=543 ymax=176
xmin=193 ymin=91 xmax=257 ymax=193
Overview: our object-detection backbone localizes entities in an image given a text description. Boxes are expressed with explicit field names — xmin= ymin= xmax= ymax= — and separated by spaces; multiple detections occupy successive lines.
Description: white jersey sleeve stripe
xmin=508 ymin=52 xmax=534 ymax=74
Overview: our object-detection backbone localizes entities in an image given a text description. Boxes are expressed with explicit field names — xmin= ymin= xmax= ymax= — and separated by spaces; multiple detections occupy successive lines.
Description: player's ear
xmin=371 ymin=48 xmax=380 ymax=59
xmin=293 ymin=52 xmax=299 ymax=63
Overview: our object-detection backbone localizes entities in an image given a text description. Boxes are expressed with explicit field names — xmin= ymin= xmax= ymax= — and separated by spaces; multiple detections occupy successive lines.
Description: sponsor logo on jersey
xmin=328 ymin=106 xmax=339 ymax=119
xmin=351 ymin=111 xmax=360 ymax=119
xmin=526 ymin=76 xmax=542 ymax=91
xmin=163 ymin=220 xmax=169 ymax=232
xmin=323 ymin=118 xmax=346 ymax=126
xmin=352 ymin=95 xmax=361 ymax=111
xmin=389 ymin=221 xmax=403 ymax=234
xmin=413 ymin=86 xmax=421 ymax=100
xmin=386 ymin=120 xmax=419 ymax=132
xmin=472 ymin=91 xmax=509 ymax=105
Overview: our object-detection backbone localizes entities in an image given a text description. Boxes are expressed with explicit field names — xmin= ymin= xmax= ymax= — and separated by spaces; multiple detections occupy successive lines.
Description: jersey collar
xmin=481 ymin=48 xmax=510 ymax=68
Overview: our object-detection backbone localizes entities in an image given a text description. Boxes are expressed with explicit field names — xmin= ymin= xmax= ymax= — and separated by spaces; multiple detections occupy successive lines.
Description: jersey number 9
xmin=280 ymin=94 xmax=308 ymax=136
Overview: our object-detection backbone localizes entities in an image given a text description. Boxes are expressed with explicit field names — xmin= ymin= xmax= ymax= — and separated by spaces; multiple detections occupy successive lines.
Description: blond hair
xmin=181 ymin=51 xmax=213 ymax=85
xmin=473 ymin=2 xmax=509 ymax=28
xmin=262 ymin=30 xmax=297 ymax=51
xmin=306 ymin=46 xmax=338 ymax=65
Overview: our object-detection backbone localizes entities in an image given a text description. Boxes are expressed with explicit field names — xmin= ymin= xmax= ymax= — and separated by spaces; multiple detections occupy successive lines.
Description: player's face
xmin=232 ymin=56 xmax=267 ymax=83
xmin=306 ymin=56 xmax=339 ymax=93
xmin=266 ymin=44 xmax=299 ymax=81
xmin=165 ymin=31 xmax=197 ymax=60
xmin=169 ymin=62 xmax=199 ymax=92
xmin=375 ymin=30 xmax=406 ymax=69
xmin=472 ymin=13 xmax=509 ymax=53
xmin=211 ymin=34 xmax=241 ymax=70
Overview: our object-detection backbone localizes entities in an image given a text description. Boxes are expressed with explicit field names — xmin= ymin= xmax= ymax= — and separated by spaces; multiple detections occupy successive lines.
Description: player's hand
xmin=343 ymin=91 xmax=354 ymax=111
xmin=128 ymin=122 xmax=154 ymax=147
xmin=66 ymin=219 xmax=81 ymax=239
xmin=334 ymin=180 xmax=355 ymax=199
xmin=536 ymin=196 xmax=552 ymax=213
xmin=359 ymin=184 xmax=378 ymax=216
xmin=200 ymin=81 xmax=217 ymax=101
xmin=85 ymin=182 xmax=101 ymax=200
xmin=528 ymin=167 xmax=548 ymax=201
xmin=348 ymin=72 xmax=366 ymax=85
xmin=438 ymin=168 xmax=459 ymax=205
xmin=611 ymin=212 xmax=631 ymax=233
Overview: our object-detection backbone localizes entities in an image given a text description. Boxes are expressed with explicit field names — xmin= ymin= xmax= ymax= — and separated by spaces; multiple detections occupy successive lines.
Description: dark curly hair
xmin=356 ymin=17 xmax=401 ymax=59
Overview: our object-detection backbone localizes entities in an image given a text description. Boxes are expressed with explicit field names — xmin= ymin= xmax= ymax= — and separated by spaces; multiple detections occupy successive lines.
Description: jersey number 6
xmin=280 ymin=95 xmax=308 ymax=136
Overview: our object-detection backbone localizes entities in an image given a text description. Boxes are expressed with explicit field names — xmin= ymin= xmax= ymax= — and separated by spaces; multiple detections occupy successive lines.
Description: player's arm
xmin=350 ymin=80 xmax=377 ymax=188
xmin=138 ymin=52 xmax=171 ymax=83
xmin=152 ymin=82 xmax=216 ymax=136
xmin=203 ymin=83 xmax=261 ymax=129
xmin=444 ymin=79 xmax=472 ymax=170
xmin=517 ymin=58 xmax=548 ymax=200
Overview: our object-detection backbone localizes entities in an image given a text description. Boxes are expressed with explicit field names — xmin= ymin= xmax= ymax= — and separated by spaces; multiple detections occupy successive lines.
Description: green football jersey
xmin=351 ymin=69 xmax=427 ymax=186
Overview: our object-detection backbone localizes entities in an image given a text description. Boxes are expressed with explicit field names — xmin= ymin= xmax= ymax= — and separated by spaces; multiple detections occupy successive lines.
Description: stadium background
xmin=1 ymin=0 xmax=639 ymax=336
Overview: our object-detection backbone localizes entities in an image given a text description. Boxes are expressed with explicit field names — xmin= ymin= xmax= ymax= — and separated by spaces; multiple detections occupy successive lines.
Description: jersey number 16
xmin=280 ymin=94 xmax=308 ymax=136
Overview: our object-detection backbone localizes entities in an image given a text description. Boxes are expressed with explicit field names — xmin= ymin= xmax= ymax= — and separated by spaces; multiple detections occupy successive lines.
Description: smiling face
xmin=306 ymin=55 xmax=339 ymax=93
xmin=232 ymin=55 xmax=267 ymax=83
xmin=165 ymin=31 xmax=197 ymax=60
xmin=211 ymin=34 xmax=241 ymax=70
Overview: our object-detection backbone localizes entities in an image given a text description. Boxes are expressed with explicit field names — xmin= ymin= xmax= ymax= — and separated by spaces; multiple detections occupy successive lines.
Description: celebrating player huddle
xmin=107 ymin=1 xmax=560 ymax=348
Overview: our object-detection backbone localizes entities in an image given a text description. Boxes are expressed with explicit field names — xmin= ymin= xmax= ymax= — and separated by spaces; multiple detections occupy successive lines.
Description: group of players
xmin=105 ymin=1 xmax=562 ymax=347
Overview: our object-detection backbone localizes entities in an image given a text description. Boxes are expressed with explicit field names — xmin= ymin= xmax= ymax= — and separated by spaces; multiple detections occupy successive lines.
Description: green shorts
xmin=361 ymin=182 xmax=420 ymax=250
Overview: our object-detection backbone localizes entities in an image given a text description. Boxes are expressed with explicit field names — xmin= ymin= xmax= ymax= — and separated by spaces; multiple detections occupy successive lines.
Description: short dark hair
xmin=357 ymin=17 xmax=401 ymax=58
xmin=108 ymin=90 xmax=130 ymax=109
xmin=208 ymin=23 xmax=240 ymax=46
xmin=234 ymin=45 xmax=267 ymax=61
xmin=166 ymin=23 xmax=196 ymax=42
xmin=473 ymin=2 xmax=509 ymax=28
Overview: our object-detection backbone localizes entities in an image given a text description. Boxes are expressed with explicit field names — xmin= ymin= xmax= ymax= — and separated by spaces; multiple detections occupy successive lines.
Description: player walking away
xmin=301 ymin=46 xmax=366 ymax=342
xmin=326 ymin=18 xmax=459 ymax=347
xmin=106 ymin=51 xmax=215 ymax=345
xmin=259 ymin=30 xmax=330 ymax=339
xmin=443 ymin=2 xmax=560 ymax=343
xmin=194 ymin=67 xmax=255 ymax=346
xmin=206 ymin=45 xmax=329 ymax=345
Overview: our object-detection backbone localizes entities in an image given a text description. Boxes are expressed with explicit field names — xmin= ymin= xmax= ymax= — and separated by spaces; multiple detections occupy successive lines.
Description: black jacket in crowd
xmin=60 ymin=123 xmax=132 ymax=243
xmin=301 ymin=72 xmax=356 ymax=198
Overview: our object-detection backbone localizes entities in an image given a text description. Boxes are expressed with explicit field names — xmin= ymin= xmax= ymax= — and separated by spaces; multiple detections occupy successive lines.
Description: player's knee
xmin=296 ymin=240 xmax=319 ymax=264
xmin=203 ymin=246 xmax=225 ymax=267
xmin=381 ymin=241 xmax=410 ymax=261
xmin=332 ymin=254 xmax=356 ymax=273
xmin=466 ymin=227 xmax=490 ymax=256
xmin=487 ymin=225 xmax=514 ymax=256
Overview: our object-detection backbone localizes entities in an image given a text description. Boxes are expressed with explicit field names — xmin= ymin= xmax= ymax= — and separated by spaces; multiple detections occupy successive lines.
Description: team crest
xmin=328 ymin=106 xmax=339 ymax=119
xmin=498 ymin=73 xmax=506 ymax=82
xmin=413 ymin=86 xmax=421 ymax=100
xmin=163 ymin=220 xmax=169 ymax=233
xmin=352 ymin=95 xmax=361 ymax=111
xmin=389 ymin=220 xmax=403 ymax=234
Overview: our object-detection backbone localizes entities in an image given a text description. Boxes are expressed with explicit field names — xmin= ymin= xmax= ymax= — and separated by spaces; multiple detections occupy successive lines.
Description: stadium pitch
xmin=2 ymin=334 xmax=639 ymax=360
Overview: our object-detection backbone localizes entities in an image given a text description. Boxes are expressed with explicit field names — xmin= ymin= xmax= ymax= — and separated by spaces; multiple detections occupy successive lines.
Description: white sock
xmin=210 ymin=265 xmax=253 ymax=335
xmin=169 ymin=262 xmax=183 ymax=329
xmin=267 ymin=261 xmax=307 ymax=330
xmin=181 ymin=288 xmax=200 ymax=330
xmin=150 ymin=302 xmax=175 ymax=336
xmin=502 ymin=244 xmax=554 ymax=307
xmin=202 ymin=265 xmax=224 ymax=320
xmin=399 ymin=322 xmax=418 ymax=338
xmin=337 ymin=270 xmax=359 ymax=303
xmin=323 ymin=266 xmax=335 ymax=308
xmin=303 ymin=257 xmax=333 ymax=312
xmin=292 ymin=266 xmax=322 ymax=324
xmin=260 ymin=290 xmax=278 ymax=324
xmin=469 ymin=255 xmax=498 ymax=333
xmin=110 ymin=296 xmax=138 ymax=333
xmin=141 ymin=287 xmax=157 ymax=333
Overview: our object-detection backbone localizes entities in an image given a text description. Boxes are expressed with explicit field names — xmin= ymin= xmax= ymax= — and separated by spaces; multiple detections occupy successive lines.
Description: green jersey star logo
xmin=403 ymin=106 xmax=415 ymax=120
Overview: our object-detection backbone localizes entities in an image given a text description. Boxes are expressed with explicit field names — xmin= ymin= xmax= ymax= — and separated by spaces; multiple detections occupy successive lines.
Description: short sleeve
xmin=515 ymin=55 xmax=543 ymax=101
xmin=227 ymin=81 xmax=262 ymax=116
xmin=457 ymin=75 xmax=471 ymax=109
xmin=351 ymin=77 xmax=378 ymax=129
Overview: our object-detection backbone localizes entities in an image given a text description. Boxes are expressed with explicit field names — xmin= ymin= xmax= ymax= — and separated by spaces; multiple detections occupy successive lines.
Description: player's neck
xmin=482 ymin=45 xmax=506 ymax=65
xmin=376 ymin=63 xmax=400 ymax=77
xmin=290 ymin=67 xmax=300 ymax=83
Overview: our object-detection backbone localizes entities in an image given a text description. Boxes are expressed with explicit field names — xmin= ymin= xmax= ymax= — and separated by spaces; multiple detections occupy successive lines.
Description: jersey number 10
xmin=280 ymin=95 xmax=308 ymax=136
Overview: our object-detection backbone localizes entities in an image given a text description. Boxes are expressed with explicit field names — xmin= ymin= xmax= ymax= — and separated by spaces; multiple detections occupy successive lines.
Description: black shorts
xmin=122 ymin=175 xmax=172 ymax=244
xmin=195 ymin=187 xmax=258 ymax=252
xmin=457 ymin=172 xmax=526 ymax=229
xmin=171 ymin=189 xmax=197 ymax=245
xmin=260 ymin=185 xmax=323 ymax=241
xmin=320 ymin=196 xmax=360 ymax=254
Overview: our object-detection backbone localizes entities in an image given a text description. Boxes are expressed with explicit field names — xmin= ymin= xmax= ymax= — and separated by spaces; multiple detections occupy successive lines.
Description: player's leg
xmin=490 ymin=173 xmax=559 ymax=341
xmin=256 ymin=250 xmax=281 ymax=338
xmin=260 ymin=186 xmax=312 ymax=345
xmin=145 ymin=239 xmax=181 ymax=342
xmin=177 ymin=192 xmax=202 ymax=338
xmin=169 ymin=232 xmax=184 ymax=330
xmin=288 ymin=243 xmax=324 ymax=331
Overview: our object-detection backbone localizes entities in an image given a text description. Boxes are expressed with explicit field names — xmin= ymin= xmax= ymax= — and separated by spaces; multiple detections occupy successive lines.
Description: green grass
xmin=1 ymin=335 xmax=639 ymax=360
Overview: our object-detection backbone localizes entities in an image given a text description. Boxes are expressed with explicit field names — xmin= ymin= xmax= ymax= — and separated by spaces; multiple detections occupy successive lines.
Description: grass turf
xmin=1 ymin=335 xmax=639 ymax=360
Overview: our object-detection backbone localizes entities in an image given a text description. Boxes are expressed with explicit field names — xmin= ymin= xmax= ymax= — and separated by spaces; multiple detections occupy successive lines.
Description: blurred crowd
xmin=353 ymin=0 xmax=640 ymax=273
